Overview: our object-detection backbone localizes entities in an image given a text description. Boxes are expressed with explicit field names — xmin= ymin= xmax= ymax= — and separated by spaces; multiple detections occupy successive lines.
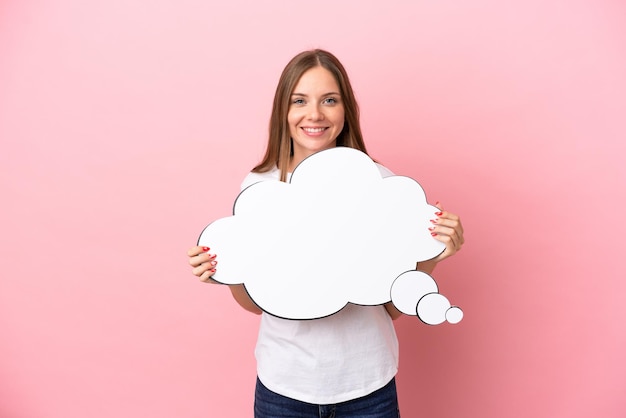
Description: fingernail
xmin=428 ymin=227 xmax=436 ymax=231
xmin=430 ymin=219 xmax=438 ymax=224
xmin=210 ymin=269 xmax=216 ymax=274
xmin=431 ymin=232 xmax=438 ymax=236
xmin=435 ymin=211 xmax=443 ymax=216
xmin=210 ymin=254 xmax=217 ymax=259
xmin=202 ymin=247 xmax=210 ymax=252
xmin=210 ymin=260 xmax=217 ymax=266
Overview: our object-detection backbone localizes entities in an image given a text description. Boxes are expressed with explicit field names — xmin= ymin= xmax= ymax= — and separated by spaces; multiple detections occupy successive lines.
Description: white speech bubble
xmin=390 ymin=270 xmax=464 ymax=325
xmin=198 ymin=147 xmax=461 ymax=322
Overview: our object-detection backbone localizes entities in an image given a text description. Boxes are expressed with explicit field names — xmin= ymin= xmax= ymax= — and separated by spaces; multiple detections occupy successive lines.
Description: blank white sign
xmin=198 ymin=147 xmax=462 ymax=324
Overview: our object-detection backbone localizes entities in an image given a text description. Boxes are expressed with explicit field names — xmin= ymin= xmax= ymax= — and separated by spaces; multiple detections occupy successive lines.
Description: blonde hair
xmin=252 ymin=49 xmax=370 ymax=182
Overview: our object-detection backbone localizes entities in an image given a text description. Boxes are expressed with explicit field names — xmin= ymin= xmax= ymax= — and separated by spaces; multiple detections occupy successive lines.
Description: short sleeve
xmin=375 ymin=163 xmax=395 ymax=178
xmin=240 ymin=167 xmax=280 ymax=191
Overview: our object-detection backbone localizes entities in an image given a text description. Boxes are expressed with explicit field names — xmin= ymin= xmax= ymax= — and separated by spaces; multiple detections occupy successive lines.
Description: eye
xmin=292 ymin=98 xmax=305 ymax=105
xmin=323 ymin=97 xmax=339 ymax=105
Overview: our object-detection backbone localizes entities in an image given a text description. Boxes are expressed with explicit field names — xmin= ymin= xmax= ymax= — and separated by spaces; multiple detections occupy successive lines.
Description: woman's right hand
xmin=187 ymin=245 xmax=262 ymax=314
xmin=187 ymin=246 xmax=218 ymax=283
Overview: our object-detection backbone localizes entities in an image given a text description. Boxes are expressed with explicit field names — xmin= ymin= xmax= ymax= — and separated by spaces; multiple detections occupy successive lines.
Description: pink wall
xmin=1 ymin=1 xmax=624 ymax=417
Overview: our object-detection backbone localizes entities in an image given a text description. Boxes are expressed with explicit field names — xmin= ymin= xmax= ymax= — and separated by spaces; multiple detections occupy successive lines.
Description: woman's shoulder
xmin=240 ymin=166 xmax=280 ymax=190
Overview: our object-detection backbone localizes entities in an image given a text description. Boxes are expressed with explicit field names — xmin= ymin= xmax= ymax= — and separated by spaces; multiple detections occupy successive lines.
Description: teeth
xmin=304 ymin=127 xmax=325 ymax=133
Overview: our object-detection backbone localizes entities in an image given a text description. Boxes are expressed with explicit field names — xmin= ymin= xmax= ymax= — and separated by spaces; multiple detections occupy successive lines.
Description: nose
xmin=308 ymin=104 xmax=324 ymax=121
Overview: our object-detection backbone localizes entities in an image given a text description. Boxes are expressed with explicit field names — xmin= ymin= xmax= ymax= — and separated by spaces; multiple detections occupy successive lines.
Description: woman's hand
xmin=187 ymin=246 xmax=218 ymax=283
xmin=427 ymin=203 xmax=464 ymax=263
xmin=187 ymin=245 xmax=262 ymax=314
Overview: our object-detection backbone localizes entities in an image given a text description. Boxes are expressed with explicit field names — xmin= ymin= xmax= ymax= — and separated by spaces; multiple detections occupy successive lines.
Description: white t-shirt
xmin=240 ymin=163 xmax=399 ymax=404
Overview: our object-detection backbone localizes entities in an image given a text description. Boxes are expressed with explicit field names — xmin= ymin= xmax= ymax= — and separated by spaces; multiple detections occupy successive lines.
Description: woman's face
xmin=287 ymin=66 xmax=345 ymax=166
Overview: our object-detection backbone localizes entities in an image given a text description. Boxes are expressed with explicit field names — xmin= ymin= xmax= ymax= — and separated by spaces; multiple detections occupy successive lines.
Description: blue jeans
xmin=254 ymin=377 xmax=400 ymax=418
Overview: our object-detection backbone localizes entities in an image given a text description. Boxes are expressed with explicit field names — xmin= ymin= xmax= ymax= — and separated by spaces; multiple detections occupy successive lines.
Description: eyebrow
xmin=291 ymin=92 xmax=341 ymax=97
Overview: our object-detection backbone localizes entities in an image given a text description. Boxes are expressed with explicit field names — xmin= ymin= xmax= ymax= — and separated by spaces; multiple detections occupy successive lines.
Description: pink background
xmin=1 ymin=1 xmax=625 ymax=417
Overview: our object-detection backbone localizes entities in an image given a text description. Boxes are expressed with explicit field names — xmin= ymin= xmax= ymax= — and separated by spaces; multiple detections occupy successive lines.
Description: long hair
xmin=252 ymin=49 xmax=369 ymax=182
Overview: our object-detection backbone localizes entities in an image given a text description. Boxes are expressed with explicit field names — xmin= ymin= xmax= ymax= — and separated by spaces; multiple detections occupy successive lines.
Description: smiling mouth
xmin=302 ymin=127 xmax=327 ymax=133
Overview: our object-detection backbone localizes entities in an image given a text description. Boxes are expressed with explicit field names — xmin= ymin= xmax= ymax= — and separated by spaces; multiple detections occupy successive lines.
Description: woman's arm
xmin=384 ymin=302 xmax=403 ymax=320
xmin=228 ymin=284 xmax=263 ymax=315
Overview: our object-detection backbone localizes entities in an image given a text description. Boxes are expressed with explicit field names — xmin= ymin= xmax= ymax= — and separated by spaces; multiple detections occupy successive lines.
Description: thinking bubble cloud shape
xmin=198 ymin=147 xmax=461 ymax=323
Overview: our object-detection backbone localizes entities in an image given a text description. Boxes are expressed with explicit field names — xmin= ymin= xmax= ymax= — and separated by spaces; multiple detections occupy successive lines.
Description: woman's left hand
xmin=428 ymin=203 xmax=464 ymax=263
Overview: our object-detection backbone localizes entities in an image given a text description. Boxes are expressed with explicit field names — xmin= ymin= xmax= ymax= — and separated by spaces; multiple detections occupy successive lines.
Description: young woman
xmin=187 ymin=49 xmax=464 ymax=418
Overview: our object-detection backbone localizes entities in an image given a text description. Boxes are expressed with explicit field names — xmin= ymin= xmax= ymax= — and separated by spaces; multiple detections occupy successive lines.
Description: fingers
xmin=432 ymin=229 xmax=462 ymax=253
xmin=435 ymin=221 xmax=464 ymax=249
xmin=191 ymin=256 xmax=217 ymax=275
xmin=428 ymin=207 xmax=464 ymax=257
xmin=187 ymin=245 xmax=210 ymax=257
xmin=187 ymin=246 xmax=218 ymax=283
xmin=188 ymin=246 xmax=214 ymax=267
xmin=198 ymin=269 xmax=219 ymax=284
